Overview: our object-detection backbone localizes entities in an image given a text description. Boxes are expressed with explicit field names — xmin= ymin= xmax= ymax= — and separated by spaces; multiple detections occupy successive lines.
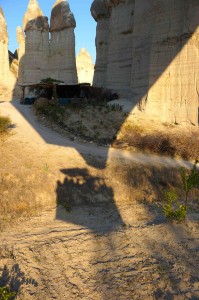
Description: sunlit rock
xmin=49 ymin=0 xmax=78 ymax=84
xmin=0 ymin=6 xmax=16 ymax=96
xmin=22 ymin=0 xmax=49 ymax=84
xmin=76 ymin=48 xmax=94 ymax=84
xmin=91 ymin=0 xmax=199 ymax=125
xmin=16 ymin=26 xmax=25 ymax=84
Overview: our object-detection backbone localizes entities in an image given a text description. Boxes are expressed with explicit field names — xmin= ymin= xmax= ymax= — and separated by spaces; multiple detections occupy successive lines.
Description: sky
xmin=0 ymin=0 xmax=96 ymax=62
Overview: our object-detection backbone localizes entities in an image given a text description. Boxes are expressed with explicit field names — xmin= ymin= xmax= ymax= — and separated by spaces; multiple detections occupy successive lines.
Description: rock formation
xmin=18 ymin=0 xmax=78 ymax=85
xmin=76 ymin=48 xmax=94 ymax=84
xmin=91 ymin=0 xmax=199 ymax=125
xmin=0 ymin=6 xmax=9 ymax=86
xmin=16 ymin=26 xmax=25 ymax=84
xmin=49 ymin=0 xmax=78 ymax=84
xmin=22 ymin=0 xmax=49 ymax=84
xmin=0 ymin=6 xmax=16 ymax=97
xmin=91 ymin=0 xmax=110 ymax=87
xmin=106 ymin=0 xmax=134 ymax=96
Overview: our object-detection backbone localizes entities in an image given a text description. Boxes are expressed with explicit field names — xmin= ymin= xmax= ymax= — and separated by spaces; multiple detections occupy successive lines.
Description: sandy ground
xmin=0 ymin=100 xmax=199 ymax=299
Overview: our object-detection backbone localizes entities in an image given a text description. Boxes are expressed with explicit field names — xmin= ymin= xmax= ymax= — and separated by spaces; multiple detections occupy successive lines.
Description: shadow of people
xmin=56 ymin=168 xmax=125 ymax=233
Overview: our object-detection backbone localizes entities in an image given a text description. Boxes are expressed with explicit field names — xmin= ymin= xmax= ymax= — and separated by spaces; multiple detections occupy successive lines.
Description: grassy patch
xmin=0 ymin=115 xmax=11 ymax=135
xmin=35 ymin=103 xmax=124 ymax=145
xmin=116 ymin=127 xmax=199 ymax=160
xmin=35 ymin=102 xmax=199 ymax=160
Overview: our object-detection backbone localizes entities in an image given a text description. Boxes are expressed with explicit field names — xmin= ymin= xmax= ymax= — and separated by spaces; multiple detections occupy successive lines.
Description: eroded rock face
xmin=76 ymin=48 xmax=94 ymax=84
xmin=23 ymin=0 xmax=44 ymax=31
xmin=0 ymin=6 xmax=16 ymax=94
xmin=49 ymin=0 xmax=77 ymax=84
xmin=106 ymin=0 xmax=134 ymax=95
xmin=131 ymin=0 xmax=199 ymax=125
xmin=18 ymin=0 xmax=77 ymax=85
xmin=91 ymin=0 xmax=199 ymax=125
xmin=0 ymin=7 xmax=8 ymax=43
xmin=22 ymin=0 xmax=49 ymax=84
xmin=16 ymin=26 xmax=25 ymax=84
xmin=91 ymin=0 xmax=110 ymax=87
xmin=50 ymin=0 xmax=76 ymax=31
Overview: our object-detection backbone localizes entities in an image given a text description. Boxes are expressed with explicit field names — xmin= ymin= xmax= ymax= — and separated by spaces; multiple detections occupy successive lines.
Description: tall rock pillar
xmin=91 ymin=0 xmax=110 ymax=87
xmin=76 ymin=48 xmax=94 ymax=85
xmin=23 ymin=0 xmax=49 ymax=84
xmin=49 ymin=0 xmax=77 ymax=84
xmin=16 ymin=26 xmax=25 ymax=84
xmin=0 ymin=6 xmax=16 ymax=94
xmin=106 ymin=0 xmax=134 ymax=96
xmin=0 ymin=7 xmax=10 ymax=86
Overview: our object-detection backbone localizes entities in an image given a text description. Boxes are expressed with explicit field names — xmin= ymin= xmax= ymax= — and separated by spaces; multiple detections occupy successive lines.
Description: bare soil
xmin=0 ymin=100 xmax=199 ymax=299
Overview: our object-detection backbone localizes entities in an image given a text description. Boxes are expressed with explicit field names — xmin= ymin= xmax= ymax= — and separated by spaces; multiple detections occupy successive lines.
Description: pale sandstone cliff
xmin=49 ymin=0 xmax=78 ymax=84
xmin=22 ymin=0 xmax=49 ymax=84
xmin=16 ymin=26 xmax=25 ymax=84
xmin=0 ymin=6 xmax=16 ymax=96
xmin=91 ymin=0 xmax=110 ymax=87
xmin=106 ymin=0 xmax=134 ymax=96
xmin=76 ymin=48 xmax=94 ymax=84
xmin=91 ymin=0 xmax=199 ymax=125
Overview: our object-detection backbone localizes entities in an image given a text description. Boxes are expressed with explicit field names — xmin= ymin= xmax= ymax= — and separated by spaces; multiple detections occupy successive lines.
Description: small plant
xmin=180 ymin=159 xmax=199 ymax=207
xmin=163 ymin=160 xmax=199 ymax=222
xmin=163 ymin=190 xmax=187 ymax=222
xmin=43 ymin=163 xmax=49 ymax=172
xmin=0 ymin=286 xmax=16 ymax=300
xmin=0 ymin=115 xmax=11 ymax=134
xmin=0 ymin=241 xmax=15 ymax=259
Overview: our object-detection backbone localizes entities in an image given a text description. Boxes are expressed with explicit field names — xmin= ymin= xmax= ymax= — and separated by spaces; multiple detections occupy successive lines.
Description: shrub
xmin=0 ymin=115 xmax=11 ymax=134
xmin=162 ymin=160 xmax=199 ymax=222
xmin=0 ymin=286 xmax=16 ymax=300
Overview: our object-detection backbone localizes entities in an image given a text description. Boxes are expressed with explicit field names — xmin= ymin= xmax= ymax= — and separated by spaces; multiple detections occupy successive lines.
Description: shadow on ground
xmin=0 ymin=264 xmax=38 ymax=298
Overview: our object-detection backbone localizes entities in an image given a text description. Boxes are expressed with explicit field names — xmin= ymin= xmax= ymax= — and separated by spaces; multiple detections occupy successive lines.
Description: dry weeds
xmin=35 ymin=103 xmax=199 ymax=160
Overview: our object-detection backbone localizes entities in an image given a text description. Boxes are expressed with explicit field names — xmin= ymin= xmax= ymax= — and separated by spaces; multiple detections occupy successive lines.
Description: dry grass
xmin=1 ymin=138 xmax=199 ymax=231
xmin=35 ymin=103 xmax=199 ymax=160
xmin=34 ymin=103 xmax=124 ymax=145
xmin=0 ymin=115 xmax=11 ymax=135
xmin=116 ymin=123 xmax=199 ymax=160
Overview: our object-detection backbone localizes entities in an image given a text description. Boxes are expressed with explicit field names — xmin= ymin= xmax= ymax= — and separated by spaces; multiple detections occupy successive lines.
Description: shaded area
xmin=0 ymin=264 xmax=38 ymax=298
xmin=56 ymin=168 xmax=125 ymax=233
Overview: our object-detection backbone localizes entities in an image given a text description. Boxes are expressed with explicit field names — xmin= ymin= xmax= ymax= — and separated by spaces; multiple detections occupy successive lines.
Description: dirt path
xmin=0 ymin=100 xmax=193 ymax=169
xmin=0 ymin=100 xmax=199 ymax=299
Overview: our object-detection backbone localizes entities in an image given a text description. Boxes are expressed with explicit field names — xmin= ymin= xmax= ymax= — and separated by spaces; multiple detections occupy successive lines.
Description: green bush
xmin=163 ymin=160 xmax=199 ymax=222
xmin=0 ymin=115 xmax=11 ymax=134
xmin=163 ymin=190 xmax=187 ymax=222
xmin=0 ymin=286 xmax=16 ymax=300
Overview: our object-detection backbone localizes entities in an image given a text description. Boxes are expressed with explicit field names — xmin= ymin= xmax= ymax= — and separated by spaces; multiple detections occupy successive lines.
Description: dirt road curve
xmin=0 ymin=100 xmax=199 ymax=299
xmin=0 ymin=100 xmax=193 ymax=169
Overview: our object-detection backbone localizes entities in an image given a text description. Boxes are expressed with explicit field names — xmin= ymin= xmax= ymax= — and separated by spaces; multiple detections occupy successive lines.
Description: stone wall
xmin=91 ymin=0 xmax=199 ymax=125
